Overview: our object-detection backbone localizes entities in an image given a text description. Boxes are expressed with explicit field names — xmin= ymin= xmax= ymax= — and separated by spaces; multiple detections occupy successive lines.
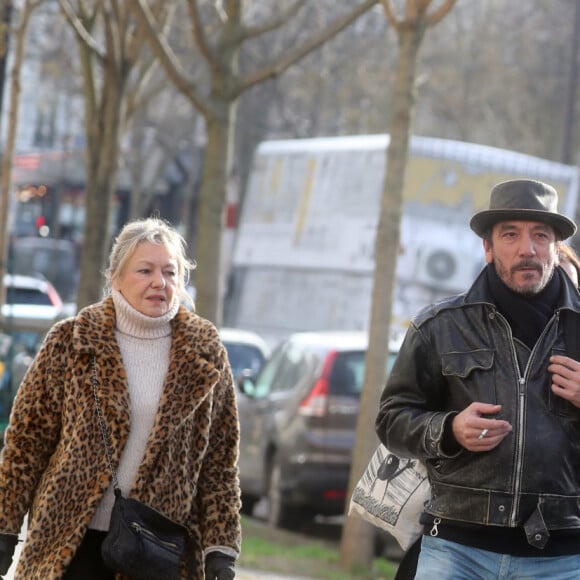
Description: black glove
xmin=204 ymin=551 xmax=235 ymax=580
xmin=0 ymin=533 xmax=18 ymax=575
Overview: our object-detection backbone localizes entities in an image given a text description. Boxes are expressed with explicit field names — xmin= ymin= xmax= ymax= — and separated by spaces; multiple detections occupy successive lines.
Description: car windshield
xmin=328 ymin=352 xmax=365 ymax=396
xmin=329 ymin=350 xmax=398 ymax=397
xmin=223 ymin=342 xmax=266 ymax=377
xmin=6 ymin=286 xmax=52 ymax=306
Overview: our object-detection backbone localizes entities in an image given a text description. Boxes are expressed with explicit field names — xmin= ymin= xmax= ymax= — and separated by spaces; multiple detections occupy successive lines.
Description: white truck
xmin=224 ymin=134 xmax=580 ymax=346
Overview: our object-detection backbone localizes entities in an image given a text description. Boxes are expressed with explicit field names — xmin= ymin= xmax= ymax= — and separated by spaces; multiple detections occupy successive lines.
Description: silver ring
xmin=478 ymin=428 xmax=489 ymax=440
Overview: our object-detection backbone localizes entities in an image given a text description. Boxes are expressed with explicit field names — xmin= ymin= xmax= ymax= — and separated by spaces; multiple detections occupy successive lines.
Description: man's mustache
xmin=511 ymin=260 xmax=542 ymax=274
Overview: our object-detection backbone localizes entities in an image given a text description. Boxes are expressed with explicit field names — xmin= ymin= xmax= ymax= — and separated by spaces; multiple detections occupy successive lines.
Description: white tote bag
xmin=348 ymin=443 xmax=430 ymax=551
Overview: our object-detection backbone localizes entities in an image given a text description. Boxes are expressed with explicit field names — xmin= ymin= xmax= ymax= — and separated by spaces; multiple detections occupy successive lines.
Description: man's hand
xmin=0 ymin=533 xmax=18 ymax=575
xmin=549 ymin=355 xmax=580 ymax=408
xmin=204 ymin=551 xmax=235 ymax=580
xmin=452 ymin=403 xmax=512 ymax=452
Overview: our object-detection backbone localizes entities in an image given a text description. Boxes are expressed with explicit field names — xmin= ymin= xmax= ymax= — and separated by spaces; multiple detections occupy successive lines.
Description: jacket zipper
xmin=510 ymin=378 xmax=526 ymax=526
xmin=129 ymin=522 xmax=180 ymax=549
xmin=494 ymin=309 xmax=556 ymax=526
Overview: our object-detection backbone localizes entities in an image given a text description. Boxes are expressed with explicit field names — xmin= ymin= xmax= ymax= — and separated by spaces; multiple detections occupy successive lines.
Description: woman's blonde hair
xmin=104 ymin=217 xmax=196 ymax=308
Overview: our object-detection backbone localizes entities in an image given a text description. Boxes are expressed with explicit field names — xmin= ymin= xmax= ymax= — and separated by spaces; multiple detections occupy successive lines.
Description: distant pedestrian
xmin=0 ymin=217 xmax=240 ymax=579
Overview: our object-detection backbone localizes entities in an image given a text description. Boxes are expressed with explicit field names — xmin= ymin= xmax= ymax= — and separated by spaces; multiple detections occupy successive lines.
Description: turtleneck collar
xmin=111 ymin=289 xmax=179 ymax=339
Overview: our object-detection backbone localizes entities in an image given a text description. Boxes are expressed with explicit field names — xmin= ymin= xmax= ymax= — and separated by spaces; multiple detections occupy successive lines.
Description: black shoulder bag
xmin=91 ymin=358 xmax=193 ymax=580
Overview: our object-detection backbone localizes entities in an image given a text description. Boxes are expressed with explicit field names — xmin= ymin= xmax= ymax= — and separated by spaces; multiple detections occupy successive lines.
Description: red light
xmin=298 ymin=350 xmax=337 ymax=417
xmin=35 ymin=215 xmax=46 ymax=228
xmin=225 ymin=203 xmax=238 ymax=229
xmin=323 ymin=489 xmax=346 ymax=500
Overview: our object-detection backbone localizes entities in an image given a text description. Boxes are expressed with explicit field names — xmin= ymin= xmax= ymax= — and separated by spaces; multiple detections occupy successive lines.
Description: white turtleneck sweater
xmin=89 ymin=289 xmax=179 ymax=531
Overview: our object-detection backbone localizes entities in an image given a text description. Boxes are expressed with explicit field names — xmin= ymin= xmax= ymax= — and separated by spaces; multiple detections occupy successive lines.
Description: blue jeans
xmin=415 ymin=535 xmax=580 ymax=580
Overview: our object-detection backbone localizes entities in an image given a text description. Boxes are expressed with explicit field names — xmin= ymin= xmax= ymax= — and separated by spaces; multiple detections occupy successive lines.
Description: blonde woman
xmin=0 ymin=217 xmax=240 ymax=579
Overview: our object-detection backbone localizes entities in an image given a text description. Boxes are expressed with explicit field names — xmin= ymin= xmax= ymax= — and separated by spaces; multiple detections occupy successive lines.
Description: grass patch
xmin=239 ymin=517 xmax=398 ymax=579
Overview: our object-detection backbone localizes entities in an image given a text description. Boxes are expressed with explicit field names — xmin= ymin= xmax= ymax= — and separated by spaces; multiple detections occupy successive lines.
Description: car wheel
xmin=267 ymin=461 xmax=300 ymax=529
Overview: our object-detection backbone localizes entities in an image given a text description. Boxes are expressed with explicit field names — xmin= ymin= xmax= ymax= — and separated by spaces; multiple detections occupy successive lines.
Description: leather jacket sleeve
xmin=375 ymin=320 xmax=462 ymax=462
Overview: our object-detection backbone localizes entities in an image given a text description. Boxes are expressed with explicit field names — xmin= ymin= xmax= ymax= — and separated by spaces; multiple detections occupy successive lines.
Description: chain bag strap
xmin=90 ymin=357 xmax=193 ymax=580
xmin=90 ymin=357 xmax=119 ymax=491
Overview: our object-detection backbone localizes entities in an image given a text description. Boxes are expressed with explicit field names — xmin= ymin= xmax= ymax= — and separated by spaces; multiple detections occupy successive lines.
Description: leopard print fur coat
xmin=0 ymin=297 xmax=241 ymax=579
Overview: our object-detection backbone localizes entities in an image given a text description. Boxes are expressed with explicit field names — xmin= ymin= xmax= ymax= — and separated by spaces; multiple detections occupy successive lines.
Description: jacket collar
xmin=464 ymin=265 xmax=580 ymax=316
xmin=71 ymin=297 xmax=211 ymax=359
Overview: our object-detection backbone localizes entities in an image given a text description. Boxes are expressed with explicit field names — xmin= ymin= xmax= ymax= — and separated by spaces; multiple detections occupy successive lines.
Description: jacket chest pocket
xmin=549 ymin=347 xmax=580 ymax=419
xmin=441 ymin=349 xmax=495 ymax=401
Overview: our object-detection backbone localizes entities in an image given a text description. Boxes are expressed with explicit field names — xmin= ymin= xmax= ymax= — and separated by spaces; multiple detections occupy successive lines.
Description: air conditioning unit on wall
xmin=414 ymin=246 xmax=474 ymax=293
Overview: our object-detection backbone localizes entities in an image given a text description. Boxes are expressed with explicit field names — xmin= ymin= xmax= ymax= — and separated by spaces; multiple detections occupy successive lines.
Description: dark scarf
xmin=485 ymin=263 xmax=562 ymax=349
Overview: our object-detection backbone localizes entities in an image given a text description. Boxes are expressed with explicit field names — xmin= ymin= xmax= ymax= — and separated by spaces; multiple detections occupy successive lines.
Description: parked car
xmin=219 ymin=327 xmax=270 ymax=381
xmin=10 ymin=236 xmax=79 ymax=302
xmin=1 ymin=273 xmax=64 ymax=332
xmin=236 ymin=330 xmax=399 ymax=530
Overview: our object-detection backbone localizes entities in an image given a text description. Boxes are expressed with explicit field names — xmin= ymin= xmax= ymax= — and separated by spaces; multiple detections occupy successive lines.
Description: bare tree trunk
xmin=193 ymin=102 xmax=235 ymax=322
xmin=340 ymin=0 xmax=456 ymax=571
xmin=76 ymin=146 xmax=121 ymax=307
xmin=0 ymin=0 xmax=11 ymax=121
xmin=76 ymin=60 xmax=125 ymax=308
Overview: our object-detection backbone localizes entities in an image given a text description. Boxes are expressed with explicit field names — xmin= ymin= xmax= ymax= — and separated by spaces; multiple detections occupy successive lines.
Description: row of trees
xmin=1 ymin=1 xmax=578 ymax=318
xmin=1 ymin=1 xmax=578 ymax=319
xmin=0 ymin=0 xmax=384 ymax=320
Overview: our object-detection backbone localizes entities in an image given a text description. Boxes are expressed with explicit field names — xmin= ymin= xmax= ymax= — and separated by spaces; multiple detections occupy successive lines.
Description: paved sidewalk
xmin=6 ymin=553 xmax=311 ymax=580
xmin=6 ymin=563 xmax=310 ymax=580
xmin=238 ymin=571 xmax=314 ymax=580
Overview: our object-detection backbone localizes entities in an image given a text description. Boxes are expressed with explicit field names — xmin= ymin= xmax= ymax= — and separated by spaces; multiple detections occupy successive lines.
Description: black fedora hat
xmin=470 ymin=179 xmax=576 ymax=240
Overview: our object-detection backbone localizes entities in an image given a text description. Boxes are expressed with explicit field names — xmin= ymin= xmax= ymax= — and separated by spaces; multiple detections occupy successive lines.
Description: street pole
xmin=0 ymin=0 xmax=12 ymax=314
xmin=0 ymin=1 xmax=11 ymax=119
xmin=0 ymin=0 xmax=13 ymax=426
xmin=560 ymin=0 xmax=580 ymax=165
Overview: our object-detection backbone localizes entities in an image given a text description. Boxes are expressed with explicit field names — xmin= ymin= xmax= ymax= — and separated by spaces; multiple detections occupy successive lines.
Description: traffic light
xmin=35 ymin=215 xmax=49 ymax=237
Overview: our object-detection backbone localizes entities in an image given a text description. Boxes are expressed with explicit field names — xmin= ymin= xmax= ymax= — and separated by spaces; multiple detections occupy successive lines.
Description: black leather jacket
xmin=376 ymin=267 xmax=580 ymax=547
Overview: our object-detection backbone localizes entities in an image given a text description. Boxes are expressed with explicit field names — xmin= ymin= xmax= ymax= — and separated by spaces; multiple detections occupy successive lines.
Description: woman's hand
xmin=204 ymin=551 xmax=235 ymax=580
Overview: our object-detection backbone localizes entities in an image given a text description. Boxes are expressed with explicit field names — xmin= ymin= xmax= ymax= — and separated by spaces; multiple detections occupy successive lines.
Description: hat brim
xmin=470 ymin=209 xmax=577 ymax=240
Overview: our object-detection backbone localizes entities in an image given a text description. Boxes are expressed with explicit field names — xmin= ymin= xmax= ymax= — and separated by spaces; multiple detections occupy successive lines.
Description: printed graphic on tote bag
xmin=349 ymin=444 xmax=430 ymax=550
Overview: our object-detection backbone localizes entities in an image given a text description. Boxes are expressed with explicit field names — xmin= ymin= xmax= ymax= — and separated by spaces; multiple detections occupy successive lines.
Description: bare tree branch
xmin=125 ymin=74 xmax=166 ymax=119
xmin=237 ymin=0 xmax=380 ymax=95
xmin=110 ymin=0 xmax=123 ymax=27
xmin=120 ymin=0 xmax=171 ymax=108
xmin=241 ymin=0 xmax=308 ymax=41
xmin=380 ymin=0 xmax=402 ymax=30
xmin=104 ymin=2 xmax=122 ymax=72
xmin=380 ymin=0 xmax=456 ymax=30
xmin=426 ymin=0 xmax=457 ymax=26
xmin=125 ymin=0 xmax=167 ymax=63
xmin=58 ymin=0 xmax=105 ymax=62
xmin=129 ymin=0 xmax=210 ymax=117
xmin=185 ymin=0 xmax=216 ymax=67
